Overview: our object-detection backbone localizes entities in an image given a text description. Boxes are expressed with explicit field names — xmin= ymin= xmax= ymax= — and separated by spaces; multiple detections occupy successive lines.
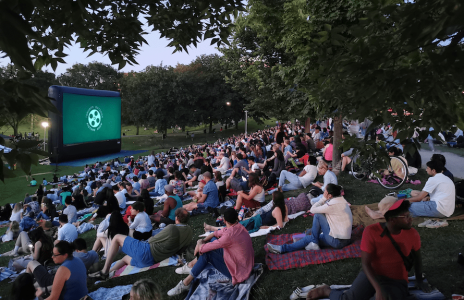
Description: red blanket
xmin=265 ymin=226 xmax=364 ymax=270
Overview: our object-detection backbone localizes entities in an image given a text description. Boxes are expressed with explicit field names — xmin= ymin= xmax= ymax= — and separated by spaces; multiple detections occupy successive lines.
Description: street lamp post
xmin=41 ymin=122 xmax=49 ymax=151
xmin=244 ymin=110 xmax=248 ymax=135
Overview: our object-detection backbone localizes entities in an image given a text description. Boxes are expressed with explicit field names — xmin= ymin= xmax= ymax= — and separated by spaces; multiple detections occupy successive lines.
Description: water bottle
xmin=238 ymin=206 xmax=246 ymax=221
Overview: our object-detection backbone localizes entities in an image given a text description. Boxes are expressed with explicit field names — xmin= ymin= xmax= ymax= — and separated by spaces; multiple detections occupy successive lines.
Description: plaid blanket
xmin=265 ymin=226 xmax=364 ymax=270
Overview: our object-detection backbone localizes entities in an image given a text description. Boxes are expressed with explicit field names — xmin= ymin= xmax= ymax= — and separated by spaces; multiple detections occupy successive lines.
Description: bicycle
xmin=350 ymin=154 xmax=409 ymax=189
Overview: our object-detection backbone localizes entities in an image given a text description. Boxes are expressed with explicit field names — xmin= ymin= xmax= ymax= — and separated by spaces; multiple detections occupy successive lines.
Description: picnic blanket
xmin=88 ymin=284 xmax=132 ymax=300
xmin=0 ymin=267 xmax=15 ymax=282
xmin=0 ymin=221 xmax=10 ymax=228
xmin=265 ymin=226 xmax=364 ymax=271
xmin=290 ymin=276 xmax=445 ymax=300
xmin=185 ymin=263 xmax=264 ymax=300
xmin=110 ymin=255 xmax=181 ymax=278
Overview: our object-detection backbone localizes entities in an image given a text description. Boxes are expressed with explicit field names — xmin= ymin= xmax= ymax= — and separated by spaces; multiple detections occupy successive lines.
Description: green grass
xmin=420 ymin=143 xmax=464 ymax=157
xmin=0 ymin=121 xmax=464 ymax=299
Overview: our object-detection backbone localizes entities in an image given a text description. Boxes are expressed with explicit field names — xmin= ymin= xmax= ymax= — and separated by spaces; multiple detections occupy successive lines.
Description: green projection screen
xmin=62 ymin=93 xmax=121 ymax=145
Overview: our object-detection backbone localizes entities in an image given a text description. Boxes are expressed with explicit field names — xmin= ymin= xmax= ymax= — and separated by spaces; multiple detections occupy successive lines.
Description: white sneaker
xmin=167 ymin=280 xmax=191 ymax=296
xmin=426 ymin=220 xmax=449 ymax=229
xmin=175 ymin=264 xmax=192 ymax=275
xmin=418 ymin=219 xmax=434 ymax=227
xmin=305 ymin=242 xmax=320 ymax=251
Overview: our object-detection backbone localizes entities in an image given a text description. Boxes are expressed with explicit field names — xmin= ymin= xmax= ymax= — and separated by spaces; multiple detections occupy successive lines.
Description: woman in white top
xmin=234 ymin=173 xmax=265 ymax=210
xmin=267 ymin=184 xmax=352 ymax=254
xmin=10 ymin=203 xmax=23 ymax=223
xmin=129 ymin=201 xmax=152 ymax=241
xmin=214 ymin=171 xmax=224 ymax=189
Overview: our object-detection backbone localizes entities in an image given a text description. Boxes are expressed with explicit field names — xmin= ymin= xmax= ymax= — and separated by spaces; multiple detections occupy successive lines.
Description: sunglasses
xmin=52 ymin=253 xmax=65 ymax=257
xmin=395 ymin=214 xmax=412 ymax=220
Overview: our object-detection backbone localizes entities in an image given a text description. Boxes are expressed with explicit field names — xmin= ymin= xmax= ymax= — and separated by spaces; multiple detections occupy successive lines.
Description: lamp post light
xmin=41 ymin=122 xmax=49 ymax=151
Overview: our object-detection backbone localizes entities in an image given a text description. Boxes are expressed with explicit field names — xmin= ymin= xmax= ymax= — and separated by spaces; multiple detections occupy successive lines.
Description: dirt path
xmin=419 ymin=149 xmax=464 ymax=179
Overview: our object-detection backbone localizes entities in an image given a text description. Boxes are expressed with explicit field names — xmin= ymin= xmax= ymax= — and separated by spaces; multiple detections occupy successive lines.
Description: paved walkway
xmin=419 ymin=149 xmax=464 ymax=179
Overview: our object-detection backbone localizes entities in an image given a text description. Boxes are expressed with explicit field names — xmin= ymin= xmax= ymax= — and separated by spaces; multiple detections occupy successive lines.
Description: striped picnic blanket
xmin=111 ymin=255 xmax=181 ymax=278
xmin=265 ymin=226 xmax=364 ymax=270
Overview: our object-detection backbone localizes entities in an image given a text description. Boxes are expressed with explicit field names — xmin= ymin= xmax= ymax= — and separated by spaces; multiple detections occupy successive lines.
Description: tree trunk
xmin=136 ymin=125 xmax=139 ymax=135
xmin=181 ymin=125 xmax=185 ymax=132
xmin=235 ymin=119 xmax=239 ymax=129
xmin=304 ymin=118 xmax=311 ymax=133
xmin=209 ymin=118 xmax=213 ymax=133
xmin=332 ymin=115 xmax=343 ymax=175
xmin=13 ymin=122 xmax=18 ymax=136
xmin=31 ymin=114 xmax=34 ymax=132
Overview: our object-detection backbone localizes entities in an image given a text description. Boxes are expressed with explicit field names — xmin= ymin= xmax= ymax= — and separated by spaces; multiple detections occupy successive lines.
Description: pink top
xmin=324 ymin=144 xmax=333 ymax=161
xmin=200 ymin=223 xmax=254 ymax=285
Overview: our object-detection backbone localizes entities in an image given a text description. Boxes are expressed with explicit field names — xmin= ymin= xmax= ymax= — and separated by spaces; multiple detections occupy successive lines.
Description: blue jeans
xmin=281 ymin=214 xmax=351 ymax=253
xmin=409 ymin=201 xmax=445 ymax=218
xmin=36 ymin=212 xmax=50 ymax=221
xmin=191 ymin=247 xmax=231 ymax=280
xmin=278 ymin=170 xmax=303 ymax=192
xmin=149 ymin=192 xmax=161 ymax=197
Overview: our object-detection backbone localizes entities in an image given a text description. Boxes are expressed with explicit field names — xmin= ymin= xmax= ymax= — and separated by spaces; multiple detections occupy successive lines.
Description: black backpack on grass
xmin=456 ymin=180 xmax=464 ymax=205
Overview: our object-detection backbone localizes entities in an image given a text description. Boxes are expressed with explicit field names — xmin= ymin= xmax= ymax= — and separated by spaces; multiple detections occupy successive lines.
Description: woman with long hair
xmin=139 ymin=189 xmax=154 ymax=215
xmin=130 ymin=279 xmax=162 ymax=300
xmin=169 ymin=171 xmax=186 ymax=199
xmin=10 ymin=202 xmax=23 ymax=223
xmin=13 ymin=227 xmax=54 ymax=271
xmin=92 ymin=211 xmax=129 ymax=257
xmin=204 ymin=191 xmax=288 ymax=233
xmin=72 ymin=193 xmax=87 ymax=210
xmin=234 ymin=173 xmax=265 ymax=210
xmin=10 ymin=273 xmax=36 ymax=300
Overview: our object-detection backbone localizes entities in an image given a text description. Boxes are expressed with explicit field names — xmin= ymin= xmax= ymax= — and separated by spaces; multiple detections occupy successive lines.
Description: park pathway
xmin=419 ymin=149 xmax=464 ymax=179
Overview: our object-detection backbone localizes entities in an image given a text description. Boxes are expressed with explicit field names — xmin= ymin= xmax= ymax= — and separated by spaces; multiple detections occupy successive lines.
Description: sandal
xmin=88 ymin=270 xmax=109 ymax=280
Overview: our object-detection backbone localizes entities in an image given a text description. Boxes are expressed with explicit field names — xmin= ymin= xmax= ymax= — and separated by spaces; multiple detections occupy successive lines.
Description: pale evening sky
xmin=0 ymin=30 xmax=221 ymax=76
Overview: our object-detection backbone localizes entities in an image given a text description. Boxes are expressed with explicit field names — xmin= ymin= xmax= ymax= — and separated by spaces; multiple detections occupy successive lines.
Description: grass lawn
xmin=0 ymin=121 xmax=463 ymax=299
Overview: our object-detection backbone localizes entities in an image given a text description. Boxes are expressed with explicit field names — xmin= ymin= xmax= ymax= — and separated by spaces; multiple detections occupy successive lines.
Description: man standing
xmin=167 ymin=208 xmax=254 ymax=296
xmin=306 ymin=199 xmax=432 ymax=300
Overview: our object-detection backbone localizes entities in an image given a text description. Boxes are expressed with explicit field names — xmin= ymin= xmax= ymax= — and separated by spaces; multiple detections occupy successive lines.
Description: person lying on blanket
xmin=167 ymin=208 xmax=254 ymax=297
xmin=89 ymin=208 xmax=193 ymax=280
xmin=204 ymin=191 xmax=288 ymax=233
xmin=306 ymin=199 xmax=432 ymax=300
xmin=183 ymin=172 xmax=219 ymax=212
xmin=150 ymin=185 xmax=183 ymax=226
xmin=267 ymin=184 xmax=352 ymax=253
xmin=366 ymin=160 xmax=455 ymax=220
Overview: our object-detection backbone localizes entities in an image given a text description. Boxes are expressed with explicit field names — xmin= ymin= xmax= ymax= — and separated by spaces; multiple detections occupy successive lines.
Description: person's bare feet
xmin=204 ymin=223 xmax=213 ymax=232
xmin=365 ymin=206 xmax=384 ymax=219
xmin=306 ymin=284 xmax=331 ymax=300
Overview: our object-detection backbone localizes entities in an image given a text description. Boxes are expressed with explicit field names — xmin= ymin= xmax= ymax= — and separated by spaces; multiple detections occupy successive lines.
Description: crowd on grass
xmin=2 ymin=120 xmax=463 ymax=300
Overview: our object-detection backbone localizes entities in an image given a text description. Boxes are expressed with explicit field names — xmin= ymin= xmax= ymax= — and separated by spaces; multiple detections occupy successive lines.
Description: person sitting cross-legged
xmin=183 ymin=172 xmax=219 ymax=212
xmin=128 ymin=201 xmax=153 ymax=241
xmin=306 ymin=199 xmax=432 ymax=300
xmin=150 ymin=185 xmax=183 ymax=225
xmin=89 ymin=208 xmax=193 ymax=280
xmin=55 ymin=214 xmax=78 ymax=245
xmin=267 ymin=184 xmax=352 ymax=253
xmin=167 ymin=208 xmax=254 ymax=296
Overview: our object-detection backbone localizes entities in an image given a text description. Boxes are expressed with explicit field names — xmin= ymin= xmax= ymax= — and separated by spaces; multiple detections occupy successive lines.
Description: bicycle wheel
xmin=350 ymin=154 xmax=371 ymax=180
xmin=377 ymin=156 xmax=409 ymax=189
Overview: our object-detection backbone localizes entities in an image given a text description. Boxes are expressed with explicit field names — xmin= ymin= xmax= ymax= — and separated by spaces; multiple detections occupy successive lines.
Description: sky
xmin=0 ymin=30 xmax=222 ymax=76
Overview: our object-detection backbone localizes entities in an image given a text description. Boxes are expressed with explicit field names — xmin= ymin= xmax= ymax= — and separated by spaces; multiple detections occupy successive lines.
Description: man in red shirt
xmin=307 ymin=199 xmax=432 ymax=300
xmin=167 ymin=208 xmax=254 ymax=296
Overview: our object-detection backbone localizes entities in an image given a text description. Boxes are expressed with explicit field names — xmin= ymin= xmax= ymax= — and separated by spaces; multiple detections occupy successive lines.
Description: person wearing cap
xmin=150 ymin=185 xmax=183 ymax=225
xmin=168 ymin=208 xmax=254 ymax=296
xmin=267 ymin=184 xmax=352 ymax=254
xmin=306 ymin=199 xmax=432 ymax=300
xmin=90 ymin=208 xmax=192 ymax=280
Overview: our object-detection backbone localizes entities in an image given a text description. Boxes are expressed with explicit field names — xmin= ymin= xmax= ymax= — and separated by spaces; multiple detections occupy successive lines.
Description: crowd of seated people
xmin=1 ymin=119 xmax=459 ymax=299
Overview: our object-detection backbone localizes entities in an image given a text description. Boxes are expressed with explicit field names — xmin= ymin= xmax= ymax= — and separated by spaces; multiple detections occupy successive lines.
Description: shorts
xmin=133 ymin=230 xmax=153 ymax=241
xmin=242 ymin=198 xmax=262 ymax=209
xmin=122 ymin=236 xmax=155 ymax=268
xmin=158 ymin=216 xmax=175 ymax=225
xmin=33 ymin=265 xmax=55 ymax=288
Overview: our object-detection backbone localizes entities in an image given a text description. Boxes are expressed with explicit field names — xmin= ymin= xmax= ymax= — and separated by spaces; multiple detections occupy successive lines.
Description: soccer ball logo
xmin=88 ymin=109 xmax=101 ymax=128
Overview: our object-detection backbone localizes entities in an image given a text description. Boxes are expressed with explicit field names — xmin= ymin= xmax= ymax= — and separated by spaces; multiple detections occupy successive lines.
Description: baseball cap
xmin=200 ymin=180 xmax=206 ymax=184
xmin=164 ymin=185 xmax=174 ymax=193
xmin=378 ymin=197 xmax=405 ymax=216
